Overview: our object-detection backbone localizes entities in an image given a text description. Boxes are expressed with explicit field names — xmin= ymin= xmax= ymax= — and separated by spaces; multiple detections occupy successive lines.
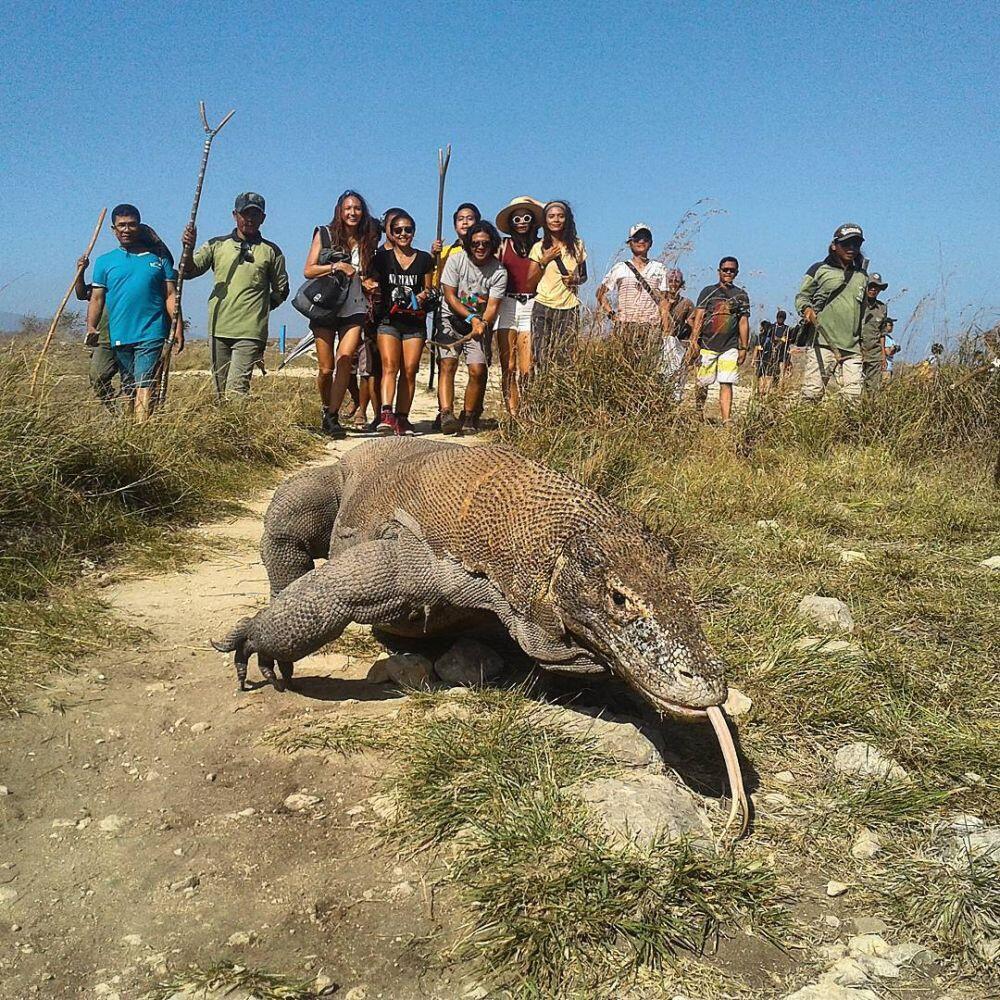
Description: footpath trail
xmin=0 ymin=383 xmax=475 ymax=1000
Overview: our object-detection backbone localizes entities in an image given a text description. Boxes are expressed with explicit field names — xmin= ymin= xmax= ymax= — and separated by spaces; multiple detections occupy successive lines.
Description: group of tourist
xmin=78 ymin=193 xmax=902 ymax=428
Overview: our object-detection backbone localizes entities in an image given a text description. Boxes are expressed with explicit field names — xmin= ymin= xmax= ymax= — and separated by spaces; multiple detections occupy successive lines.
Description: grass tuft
xmin=145 ymin=960 xmax=328 ymax=999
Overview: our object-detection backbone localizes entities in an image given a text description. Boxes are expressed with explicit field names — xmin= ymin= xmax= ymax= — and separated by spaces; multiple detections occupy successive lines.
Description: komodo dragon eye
xmin=610 ymin=588 xmax=628 ymax=608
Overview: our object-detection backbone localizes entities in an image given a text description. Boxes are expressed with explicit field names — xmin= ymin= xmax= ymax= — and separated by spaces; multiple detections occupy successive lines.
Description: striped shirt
xmin=600 ymin=260 xmax=667 ymax=324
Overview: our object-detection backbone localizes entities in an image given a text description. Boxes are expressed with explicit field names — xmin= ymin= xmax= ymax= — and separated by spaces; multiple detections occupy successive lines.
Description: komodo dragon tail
xmin=211 ymin=618 xmax=253 ymax=691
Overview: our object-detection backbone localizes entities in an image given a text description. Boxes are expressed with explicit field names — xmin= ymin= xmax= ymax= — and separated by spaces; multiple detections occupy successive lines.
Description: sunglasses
xmin=720 ymin=267 xmax=738 ymax=274
xmin=511 ymin=213 xmax=535 ymax=225
xmin=629 ymin=235 xmax=651 ymax=243
xmin=392 ymin=225 xmax=414 ymax=235
xmin=470 ymin=240 xmax=492 ymax=249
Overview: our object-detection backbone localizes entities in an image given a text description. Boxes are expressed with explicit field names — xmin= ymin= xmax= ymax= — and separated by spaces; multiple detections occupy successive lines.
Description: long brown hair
xmin=328 ymin=190 xmax=376 ymax=271
xmin=541 ymin=200 xmax=583 ymax=262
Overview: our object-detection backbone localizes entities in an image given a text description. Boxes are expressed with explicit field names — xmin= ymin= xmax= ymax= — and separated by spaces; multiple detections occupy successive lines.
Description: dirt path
xmin=0 ymin=383 xmax=477 ymax=1000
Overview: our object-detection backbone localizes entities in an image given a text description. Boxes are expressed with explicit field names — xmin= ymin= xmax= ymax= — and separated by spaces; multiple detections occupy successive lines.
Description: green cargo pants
xmin=212 ymin=337 xmax=264 ymax=397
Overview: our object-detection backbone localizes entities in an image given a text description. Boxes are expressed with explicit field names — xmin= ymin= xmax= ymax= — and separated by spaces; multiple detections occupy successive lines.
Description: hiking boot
xmin=431 ymin=413 xmax=442 ymax=432
xmin=377 ymin=410 xmax=397 ymax=436
xmin=395 ymin=414 xmax=415 ymax=436
xmin=459 ymin=411 xmax=481 ymax=434
xmin=322 ymin=410 xmax=345 ymax=438
xmin=439 ymin=410 xmax=460 ymax=435
xmin=364 ymin=417 xmax=380 ymax=433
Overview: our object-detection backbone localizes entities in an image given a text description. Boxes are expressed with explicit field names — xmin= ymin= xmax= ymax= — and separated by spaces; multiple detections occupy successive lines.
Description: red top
xmin=500 ymin=239 xmax=534 ymax=295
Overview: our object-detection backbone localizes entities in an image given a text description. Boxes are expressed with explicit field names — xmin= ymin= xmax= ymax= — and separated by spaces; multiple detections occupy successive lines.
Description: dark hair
xmin=719 ymin=256 xmax=739 ymax=270
xmin=462 ymin=221 xmax=501 ymax=256
xmin=541 ymin=200 xmax=582 ymax=262
xmin=329 ymin=190 xmax=376 ymax=271
xmin=776 ymin=309 xmax=787 ymax=320
xmin=112 ymin=203 xmax=141 ymax=224
xmin=389 ymin=210 xmax=415 ymax=233
xmin=453 ymin=202 xmax=481 ymax=225
xmin=381 ymin=207 xmax=405 ymax=235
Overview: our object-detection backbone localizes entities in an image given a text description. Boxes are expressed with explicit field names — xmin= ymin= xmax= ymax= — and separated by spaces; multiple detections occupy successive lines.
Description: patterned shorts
xmin=698 ymin=347 xmax=740 ymax=386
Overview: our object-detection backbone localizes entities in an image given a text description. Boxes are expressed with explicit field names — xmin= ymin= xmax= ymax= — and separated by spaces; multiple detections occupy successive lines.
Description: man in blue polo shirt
xmin=87 ymin=203 xmax=178 ymax=420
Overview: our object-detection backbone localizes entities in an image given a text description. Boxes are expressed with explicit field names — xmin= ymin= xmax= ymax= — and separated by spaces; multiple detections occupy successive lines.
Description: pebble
xmin=723 ymin=686 xmax=752 ymax=717
xmin=849 ymin=916 xmax=887 ymax=936
xmin=0 ymin=886 xmax=18 ymax=906
xmin=887 ymin=942 xmax=937 ymax=967
xmin=853 ymin=955 xmax=900 ymax=979
xmin=833 ymin=742 xmax=908 ymax=783
xmin=823 ymin=915 xmax=841 ymax=928
xmin=169 ymin=875 xmax=200 ymax=892
xmin=850 ymin=828 xmax=882 ymax=860
xmin=825 ymin=957 xmax=869 ymax=987
xmin=838 ymin=550 xmax=869 ymax=564
xmin=343 ymin=985 xmax=368 ymax=999
xmin=387 ymin=880 xmax=415 ymax=901
xmin=756 ymin=519 xmax=780 ymax=529
xmin=120 ymin=934 xmax=143 ymax=947
xmin=775 ymin=771 xmax=795 ymax=783
xmin=797 ymin=594 xmax=855 ymax=633
xmin=848 ymin=934 xmax=890 ymax=958
xmin=226 ymin=930 xmax=257 ymax=947
xmin=369 ymin=652 xmax=434 ymax=689
xmin=284 ymin=792 xmax=322 ymax=812
xmin=0 ymin=785 xmax=9 ymax=796
xmin=978 ymin=555 xmax=1000 ymax=570
xmin=190 ymin=721 xmax=211 ymax=734
xmin=98 ymin=814 xmax=127 ymax=835
xmin=206 ymin=773 xmax=217 ymax=782
xmin=826 ymin=880 xmax=849 ymax=897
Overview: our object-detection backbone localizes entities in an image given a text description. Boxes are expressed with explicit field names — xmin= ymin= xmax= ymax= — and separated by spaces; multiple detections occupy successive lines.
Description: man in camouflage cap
xmin=861 ymin=272 xmax=889 ymax=394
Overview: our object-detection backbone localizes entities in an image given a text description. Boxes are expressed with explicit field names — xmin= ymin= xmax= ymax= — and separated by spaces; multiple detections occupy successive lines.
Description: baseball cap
xmin=833 ymin=222 xmax=864 ymax=243
xmin=628 ymin=223 xmax=653 ymax=241
xmin=867 ymin=272 xmax=888 ymax=289
xmin=234 ymin=192 xmax=266 ymax=214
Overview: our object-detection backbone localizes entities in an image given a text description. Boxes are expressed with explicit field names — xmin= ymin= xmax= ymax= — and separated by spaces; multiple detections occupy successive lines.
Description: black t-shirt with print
xmin=695 ymin=282 xmax=750 ymax=353
xmin=371 ymin=248 xmax=434 ymax=330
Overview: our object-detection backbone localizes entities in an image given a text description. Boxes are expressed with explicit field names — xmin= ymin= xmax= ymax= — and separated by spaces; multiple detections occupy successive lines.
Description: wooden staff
xmin=157 ymin=101 xmax=235 ymax=404
xmin=427 ymin=144 xmax=452 ymax=391
xmin=30 ymin=207 xmax=107 ymax=392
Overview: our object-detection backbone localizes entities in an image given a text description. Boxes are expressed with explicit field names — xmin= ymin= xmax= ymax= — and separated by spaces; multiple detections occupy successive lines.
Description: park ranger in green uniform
xmin=860 ymin=272 xmax=888 ymax=394
xmin=181 ymin=192 xmax=290 ymax=397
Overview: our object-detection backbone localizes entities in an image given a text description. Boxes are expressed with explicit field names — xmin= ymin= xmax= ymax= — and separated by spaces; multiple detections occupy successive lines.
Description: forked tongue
xmin=706 ymin=704 xmax=750 ymax=840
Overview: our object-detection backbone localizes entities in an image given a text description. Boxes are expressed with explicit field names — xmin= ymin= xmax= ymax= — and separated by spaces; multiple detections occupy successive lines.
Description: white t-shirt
xmin=440 ymin=252 xmax=508 ymax=321
xmin=600 ymin=259 xmax=668 ymax=324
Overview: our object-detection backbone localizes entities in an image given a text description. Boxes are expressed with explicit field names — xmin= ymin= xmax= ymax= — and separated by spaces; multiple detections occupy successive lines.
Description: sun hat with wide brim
xmin=495 ymin=196 xmax=545 ymax=236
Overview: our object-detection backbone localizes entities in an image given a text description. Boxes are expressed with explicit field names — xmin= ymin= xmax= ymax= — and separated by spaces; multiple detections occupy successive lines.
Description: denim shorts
xmin=377 ymin=322 xmax=426 ymax=341
xmin=112 ymin=341 xmax=163 ymax=392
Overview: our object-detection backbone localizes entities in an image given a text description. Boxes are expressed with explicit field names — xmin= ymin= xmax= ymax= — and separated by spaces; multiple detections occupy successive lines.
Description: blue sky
xmin=1 ymin=0 xmax=997 ymax=356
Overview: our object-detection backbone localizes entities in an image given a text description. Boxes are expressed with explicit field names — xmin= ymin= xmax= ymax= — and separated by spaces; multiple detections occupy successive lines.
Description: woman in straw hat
xmin=493 ymin=196 xmax=543 ymax=415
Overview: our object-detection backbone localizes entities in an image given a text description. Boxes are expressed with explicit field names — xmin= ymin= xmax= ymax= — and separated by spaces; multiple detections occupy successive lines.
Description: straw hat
xmin=495 ymin=196 xmax=544 ymax=236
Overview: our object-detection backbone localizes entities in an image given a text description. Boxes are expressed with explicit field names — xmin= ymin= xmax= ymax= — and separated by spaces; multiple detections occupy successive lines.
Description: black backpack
xmin=291 ymin=226 xmax=351 ymax=325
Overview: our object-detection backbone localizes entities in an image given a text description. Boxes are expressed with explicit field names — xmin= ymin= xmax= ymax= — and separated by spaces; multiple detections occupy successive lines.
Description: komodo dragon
xmin=214 ymin=438 xmax=749 ymax=835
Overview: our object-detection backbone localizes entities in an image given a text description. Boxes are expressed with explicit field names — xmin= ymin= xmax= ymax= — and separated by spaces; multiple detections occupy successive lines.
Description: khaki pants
xmin=212 ymin=337 xmax=264 ymax=397
xmin=801 ymin=343 xmax=862 ymax=401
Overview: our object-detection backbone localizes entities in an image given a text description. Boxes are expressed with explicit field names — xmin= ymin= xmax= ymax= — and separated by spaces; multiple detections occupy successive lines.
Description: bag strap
xmin=623 ymin=260 xmax=662 ymax=305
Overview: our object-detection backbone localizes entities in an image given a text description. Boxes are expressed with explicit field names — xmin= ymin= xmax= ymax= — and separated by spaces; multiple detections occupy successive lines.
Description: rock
xmin=823 ymin=915 xmax=841 ymax=929
xmin=284 ymin=792 xmax=322 ymax=812
xmin=783 ymin=984 xmax=878 ymax=1000
xmin=190 ymin=721 xmax=211 ymax=734
xmin=373 ymin=653 xmax=434 ymax=690
xmin=553 ymin=711 xmax=662 ymax=770
xmin=169 ymin=875 xmax=200 ymax=892
xmin=826 ymin=881 xmax=849 ymax=897
xmin=433 ymin=639 xmax=504 ymax=687
xmin=98 ymin=814 xmax=127 ymax=835
xmin=723 ymin=686 xmax=752 ymax=717
xmin=833 ymin=743 xmax=908 ymax=783
xmin=797 ymin=595 xmax=855 ymax=633
xmin=887 ymin=942 xmax=937 ymax=967
xmin=850 ymin=829 xmax=882 ymax=860
xmin=756 ymin=519 xmax=780 ymax=529
xmin=847 ymin=934 xmax=890 ymax=958
xmin=343 ymin=988 xmax=368 ymax=1000
xmin=839 ymin=550 xmax=869 ymax=565
xmin=775 ymin=771 xmax=795 ymax=783
xmin=573 ymin=772 xmax=711 ymax=847
xmin=387 ymin=881 xmax=415 ymax=901
xmin=849 ymin=916 xmax=887 ymax=935
xmin=0 ymin=886 xmax=18 ymax=906
xmin=853 ymin=954 xmax=900 ymax=979
xmin=0 ymin=785 xmax=9 ymax=796
xmin=978 ymin=555 xmax=1000 ymax=570
xmin=973 ymin=936 xmax=1000 ymax=962
xmin=795 ymin=637 xmax=861 ymax=656
xmin=824 ymin=957 xmax=869 ymax=987
xmin=120 ymin=934 xmax=143 ymax=947
xmin=226 ymin=930 xmax=257 ymax=947
xmin=368 ymin=790 xmax=401 ymax=823
xmin=948 ymin=826 xmax=1000 ymax=861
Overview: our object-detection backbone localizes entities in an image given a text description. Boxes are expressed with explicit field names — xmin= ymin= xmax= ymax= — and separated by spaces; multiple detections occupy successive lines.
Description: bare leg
xmin=313 ymin=329 xmax=337 ymax=408
xmin=135 ymin=386 xmax=154 ymax=423
xmin=329 ymin=325 xmax=363 ymax=414
xmin=496 ymin=328 xmax=516 ymax=414
xmin=378 ymin=333 xmax=402 ymax=410
xmin=397 ymin=337 xmax=424 ymax=415
xmin=514 ymin=328 xmax=533 ymax=413
xmin=438 ymin=357 xmax=458 ymax=415
xmin=463 ymin=363 xmax=487 ymax=417
xmin=719 ymin=383 xmax=733 ymax=423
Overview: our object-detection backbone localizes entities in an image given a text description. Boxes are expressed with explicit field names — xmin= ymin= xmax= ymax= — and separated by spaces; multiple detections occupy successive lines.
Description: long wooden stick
xmin=30 ymin=207 xmax=107 ymax=392
xmin=428 ymin=144 xmax=452 ymax=391
xmin=157 ymin=101 xmax=235 ymax=404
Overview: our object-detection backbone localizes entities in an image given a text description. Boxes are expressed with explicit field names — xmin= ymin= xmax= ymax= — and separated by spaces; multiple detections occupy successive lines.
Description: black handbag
xmin=291 ymin=226 xmax=351 ymax=325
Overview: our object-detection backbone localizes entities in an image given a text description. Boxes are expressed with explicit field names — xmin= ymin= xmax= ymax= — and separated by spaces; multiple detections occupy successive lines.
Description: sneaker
xmin=395 ymin=414 xmax=415 ymax=436
xmin=322 ymin=410 xmax=345 ymax=438
xmin=365 ymin=417 xmax=380 ymax=433
xmin=459 ymin=411 xmax=481 ymax=434
xmin=431 ymin=413 xmax=442 ymax=432
xmin=377 ymin=410 xmax=397 ymax=436
xmin=439 ymin=410 xmax=460 ymax=435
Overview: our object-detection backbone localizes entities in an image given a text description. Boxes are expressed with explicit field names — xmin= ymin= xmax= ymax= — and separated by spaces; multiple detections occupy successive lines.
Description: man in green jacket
xmin=181 ymin=192 xmax=290 ymax=397
xmin=795 ymin=223 xmax=869 ymax=402
xmin=860 ymin=272 xmax=889 ymax=394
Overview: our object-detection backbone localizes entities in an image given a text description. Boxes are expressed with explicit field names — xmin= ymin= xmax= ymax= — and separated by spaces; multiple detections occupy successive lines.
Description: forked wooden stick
xmin=427 ymin=143 xmax=452 ymax=391
xmin=30 ymin=207 xmax=107 ymax=392
xmin=157 ymin=101 xmax=235 ymax=403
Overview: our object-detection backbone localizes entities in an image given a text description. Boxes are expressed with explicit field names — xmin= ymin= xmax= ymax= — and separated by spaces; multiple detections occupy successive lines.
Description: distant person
xmin=686 ymin=256 xmax=750 ymax=424
xmin=302 ymin=190 xmax=378 ymax=437
xmin=86 ymin=204 xmax=178 ymax=422
xmin=438 ymin=221 xmax=508 ymax=434
xmin=754 ymin=308 xmax=793 ymax=395
xmin=75 ymin=223 xmax=172 ymax=409
xmin=917 ymin=341 xmax=945 ymax=379
xmin=882 ymin=319 xmax=899 ymax=379
xmin=795 ymin=223 xmax=869 ymax=403
xmin=528 ymin=200 xmax=587 ymax=367
xmin=371 ymin=210 xmax=435 ymax=436
xmin=664 ymin=267 xmax=695 ymax=343
xmin=597 ymin=224 xmax=669 ymax=347
xmin=860 ymin=272 xmax=888 ymax=395
xmin=181 ymin=192 xmax=289 ymax=398
xmin=433 ymin=203 xmax=481 ymax=431
xmin=494 ymin=196 xmax=544 ymax=415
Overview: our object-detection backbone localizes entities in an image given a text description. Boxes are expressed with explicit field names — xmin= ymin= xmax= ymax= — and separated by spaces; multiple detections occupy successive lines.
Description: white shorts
xmin=698 ymin=347 xmax=740 ymax=386
xmin=496 ymin=295 xmax=535 ymax=333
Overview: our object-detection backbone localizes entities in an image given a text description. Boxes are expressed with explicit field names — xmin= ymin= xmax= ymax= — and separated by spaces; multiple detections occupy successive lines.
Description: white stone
xmin=387 ymin=880 xmax=415 ymax=901
xmin=838 ymin=550 xmax=869 ymax=564
xmin=756 ymin=519 xmax=780 ymax=529
xmin=775 ymin=771 xmax=796 ymax=783
xmin=0 ymin=786 xmax=9 ymax=796
xmin=434 ymin=638 xmax=504 ymax=687
xmin=0 ymin=886 xmax=18 ymax=906
xmin=833 ymin=743 xmax=908 ymax=782
xmin=371 ymin=653 xmax=434 ymax=689
xmin=368 ymin=790 xmax=401 ymax=822
xmin=169 ymin=875 xmax=200 ymax=892
xmin=853 ymin=954 xmax=900 ymax=979
xmin=850 ymin=916 xmax=887 ymax=935
xmin=824 ymin=957 xmax=869 ymax=987
xmin=848 ymin=934 xmax=890 ymax=958
xmin=99 ymin=814 xmax=127 ymax=834
xmin=723 ymin=686 xmax=752 ymax=717
xmin=978 ymin=555 xmax=1000 ymax=570
xmin=190 ymin=721 xmax=211 ymax=734
xmin=226 ymin=930 xmax=257 ymax=947
xmin=551 ymin=710 xmax=662 ymax=770
xmin=120 ymin=934 xmax=143 ymax=947
xmin=887 ymin=942 xmax=937 ymax=966
xmin=850 ymin=829 xmax=882 ymax=860
xmin=783 ymin=984 xmax=878 ymax=1000
xmin=797 ymin=595 xmax=855 ymax=633
xmin=948 ymin=826 xmax=1000 ymax=862
xmin=284 ymin=792 xmax=322 ymax=812
xmin=574 ymin=772 xmax=711 ymax=847
xmin=825 ymin=880 xmax=849 ymax=897
xmin=823 ymin=915 xmax=842 ymax=928
xmin=343 ymin=987 xmax=368 ymax=1000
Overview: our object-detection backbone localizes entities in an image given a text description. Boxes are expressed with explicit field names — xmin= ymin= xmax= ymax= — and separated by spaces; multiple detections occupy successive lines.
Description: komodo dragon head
xmin=551 ymin=519 xmax=749 ymax=836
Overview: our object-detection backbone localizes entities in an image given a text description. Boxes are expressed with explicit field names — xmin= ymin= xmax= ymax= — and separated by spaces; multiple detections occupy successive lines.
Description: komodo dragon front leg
xmin=213 ymin=537 xmax=498 ymax=692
